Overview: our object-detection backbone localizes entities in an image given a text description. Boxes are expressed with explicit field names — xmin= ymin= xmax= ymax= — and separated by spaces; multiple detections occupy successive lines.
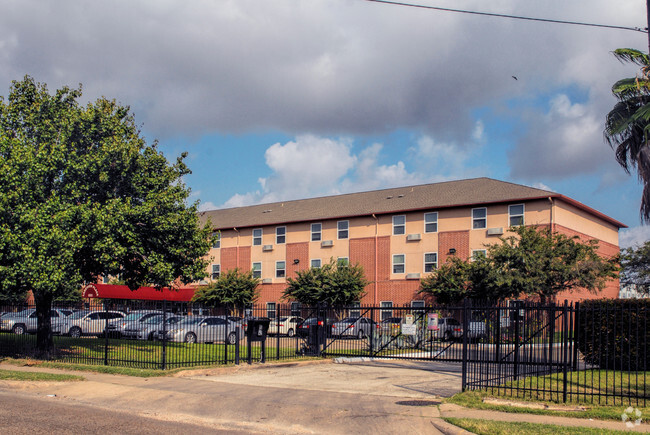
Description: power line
xmin=362 ymin=0 xmax=647 ymax=34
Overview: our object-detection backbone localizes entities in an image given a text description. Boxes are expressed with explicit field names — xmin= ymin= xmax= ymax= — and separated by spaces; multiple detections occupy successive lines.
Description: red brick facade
xmin=438 ymin=231 xmax=470 ymax=265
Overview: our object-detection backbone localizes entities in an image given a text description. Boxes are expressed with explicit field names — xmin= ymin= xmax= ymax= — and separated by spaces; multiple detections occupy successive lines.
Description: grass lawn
xmin=450 ymin=369 xmax=650 ymax=422
xmin=443 ymin=418 xmax=631 ymax=434
xmin=0 ymin=368 xmax=84 ymax=382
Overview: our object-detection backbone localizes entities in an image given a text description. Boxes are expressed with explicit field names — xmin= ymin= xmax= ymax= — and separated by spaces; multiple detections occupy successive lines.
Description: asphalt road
xmin=0 ymin=391 xmax=246 ymax=434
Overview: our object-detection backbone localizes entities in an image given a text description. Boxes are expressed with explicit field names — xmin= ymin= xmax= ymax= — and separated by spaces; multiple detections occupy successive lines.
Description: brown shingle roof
xmin=198 ymin=177 xmax=625 ymax=229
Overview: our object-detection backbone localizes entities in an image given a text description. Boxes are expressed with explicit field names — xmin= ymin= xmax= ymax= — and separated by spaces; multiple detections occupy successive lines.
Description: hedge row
xmin=576 ymin=299 xmax=650 ymax=371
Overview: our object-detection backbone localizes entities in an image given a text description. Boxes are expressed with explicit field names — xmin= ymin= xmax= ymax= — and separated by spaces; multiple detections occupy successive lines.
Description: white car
xmin=267 ymin=316 xmax=303 ymax=337
xmin=59 ymin=310 xmax=125 ymax=338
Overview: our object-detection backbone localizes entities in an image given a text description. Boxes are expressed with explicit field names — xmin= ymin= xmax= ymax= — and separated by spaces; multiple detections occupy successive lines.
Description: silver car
xmin=105 ymin=310 xmax=163 ymax=338
xmin=59 ymin=310 xmax=125 ymax=338
xmin=158 ymin=316 xmax=243 ymax=344
xmin=0 ymin=308 xmax=71 ymax=335
xmin=123 ymin=315 xmax=184 ymax=340
xmin=331 ymin=317 xmax=379 ymax=339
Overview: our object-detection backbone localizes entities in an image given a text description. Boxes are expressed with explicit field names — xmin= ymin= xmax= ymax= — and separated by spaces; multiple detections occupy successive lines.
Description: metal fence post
xmin=162 ymin=300 xmax=167 ymax=370
xmin=514 ymin=306 xmax=520 ymax=381
xmin=562 ymin=300 xmax=569 ymax=403
xmin=461 ymin=299 xmax=469 ymax=391
xmin=276 ymin=304 xmax=280 ymax=361
xmin=104 ymin=302 xmax=109 ymax=366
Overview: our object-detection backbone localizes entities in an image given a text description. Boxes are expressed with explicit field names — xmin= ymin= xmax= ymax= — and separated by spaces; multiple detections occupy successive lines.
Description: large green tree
xmin=420 ymin=226 xmax=618 ymax=304
xmin=283 ymin=259 xmax=369 ymax=306
xmin=192 ymin=268 xmax=260 ymax=314
xmin=0 ymin=76 xmax=212 ymax=356
xmin=605 ymin=48 xmax=650 ymax=222
xmin=620 ymin=240 xmax=650 ymax=295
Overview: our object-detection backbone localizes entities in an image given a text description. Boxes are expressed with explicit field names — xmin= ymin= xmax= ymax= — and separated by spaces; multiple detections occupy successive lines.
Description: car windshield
xmin=69 ymin=311 xmax=90 ymax=319
xmin=339 ymin=317 xmax=359 ymax=323
xmin=141 ymin=315 xmax=164 ymax=324
xmin=177 ymin=317 xmax=203 ymax=325
xmin=123 ymin=313 xmax=150 ymax=321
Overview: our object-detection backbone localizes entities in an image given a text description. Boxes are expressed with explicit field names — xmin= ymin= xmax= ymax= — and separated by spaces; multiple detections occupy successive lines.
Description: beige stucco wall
xmin=553 ymin=200 xmax=619 ymax=246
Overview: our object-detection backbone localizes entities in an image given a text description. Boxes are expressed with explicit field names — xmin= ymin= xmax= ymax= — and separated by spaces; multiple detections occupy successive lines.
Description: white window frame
xmin=471 ymin=249 xmax=487 ymax=261
xmin=266 ymin=302 xmax=276 ymax=319
xmin=349 ymin=302 xmax=361 ymax=318
xmin=392 ymin=215 xmax=406 ymax=235
xmin=290 ymin=302 xmax=301 ymax=317
xmin=424 ymin=252 xmax=437 ymax=273
xmin=337 ymin=220 xmax=349 ymax=239
xmin=253 ymin=228 xmax=263 ymax=246
xmin=311 ymin=223 xmax=322 ymax=241
xmin=310 ymin=259 xmax=321 ymax=269
xmin=472 ymin=207 xmax=487 ymax=229
xmin=276 ymin=261 xmax=286 ymax=278
xmin=392 ymin=254 xmax=405 ymax=274
xmin=337 ymin=257 xmax=349 ymax=267
xmin=211 ymin=264 xmax=221 ymax=280
xmin=509 ymin=204 xmax=525 ymax=227
xmin=211 ymin=232 xmax=221 ymax=249
xmin=380 ymin=301 xmax=393 ymax=321
xmin=411 ymin=300 xmax=425 ymax=314
xmin=252 ymin=262 xmax=262 ymax=279
xmin=276 ymin=226 xmax=286 ymax=244
xmin=424 ymin=212 xmax=438 ymax=233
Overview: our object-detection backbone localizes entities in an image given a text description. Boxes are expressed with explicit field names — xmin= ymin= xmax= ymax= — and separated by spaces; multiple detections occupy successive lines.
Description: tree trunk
xmin=35 ymin=292 xmax=54 ymax=359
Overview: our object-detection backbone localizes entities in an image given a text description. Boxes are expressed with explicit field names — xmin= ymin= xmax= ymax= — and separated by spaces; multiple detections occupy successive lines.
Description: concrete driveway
xmin=0 ymin=359 xmax=463 ymax=434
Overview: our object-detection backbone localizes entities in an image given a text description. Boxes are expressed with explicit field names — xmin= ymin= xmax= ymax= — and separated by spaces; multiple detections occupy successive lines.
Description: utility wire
xmin=362 ymin=0 xmax=647 ymax=34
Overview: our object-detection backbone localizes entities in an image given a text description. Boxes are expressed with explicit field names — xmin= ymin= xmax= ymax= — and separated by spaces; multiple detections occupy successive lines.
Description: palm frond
xmin=613 ymin=48 xmax=650 ymax=68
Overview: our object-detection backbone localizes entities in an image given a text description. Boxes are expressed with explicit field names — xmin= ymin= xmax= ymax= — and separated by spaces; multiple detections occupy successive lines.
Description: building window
xmin=276 ymin=261 xmax=286 ymax=278
xmin=311 ymin=259 xmax=321 ymax=269
xmin=424 ymin=212 xmax=438 ymax=233
xmin=337 ymin=220 xmax=349 ymax=239
xmin=211 ymin=232 xmax=220 ymax=249
xmin=381 ymin=301 xmax=393 ymax=321
xmin=509 ymin=204 xmax=525 ymax=226
xmin=252 ymin=262 xmax=262 ymax=279
xmin=350 ymin=301 xmax=361 ymax=318
xmin=291 ymin=302 xmax=301 ymax=317
xmin=253 ymin=228 xmax=262 ymax=246
xmin=393 ymin=254 xmax=405 ymax=274
xmin=411 ymin=300 xmax=425 ymax=314
xmin=337 ymin=257 xmax=349 ymax=267
xmin=471 ymin=250 xmax=487 ymax=261
xmin=311 ymin=223 xmax=322 ymax=241
xmin=267 ymin=302 xmax=276 ymax=319
xmin=472 ymin=208 xmax=487 ymax=229
xmin=102 ymin=275 xmax=110 ymax=284
xmin=211 ymin=264 xmax=221 ymax=279
xmin=276 ymin=226 xmax=286 ymax=244
xmin=424 ymin=253 xmax=437 ymax=273
xmin=393 ymin=215 xmax=406 ymax=235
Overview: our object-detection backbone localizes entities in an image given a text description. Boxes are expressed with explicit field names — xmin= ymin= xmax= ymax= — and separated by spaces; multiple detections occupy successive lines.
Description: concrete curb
xmin=430 ymin=418 xmax=474 ymax=435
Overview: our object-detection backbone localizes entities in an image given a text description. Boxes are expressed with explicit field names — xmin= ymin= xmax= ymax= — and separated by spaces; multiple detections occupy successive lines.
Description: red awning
xmin=82 ymin=283 xmax=196 ymax=302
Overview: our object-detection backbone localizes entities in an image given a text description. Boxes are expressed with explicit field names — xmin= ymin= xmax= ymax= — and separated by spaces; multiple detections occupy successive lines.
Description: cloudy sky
xmin=3 ymin=0 xmax=650 ymax=247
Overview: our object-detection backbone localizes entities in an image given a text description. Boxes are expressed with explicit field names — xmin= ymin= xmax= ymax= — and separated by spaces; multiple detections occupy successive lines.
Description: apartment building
xmin=196 ymin=178 xmax=625 ymax=309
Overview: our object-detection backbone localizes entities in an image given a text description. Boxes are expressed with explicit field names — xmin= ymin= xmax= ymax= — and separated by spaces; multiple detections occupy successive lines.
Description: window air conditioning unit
xmin=321 ymin=240 xmax=334 ymax=247
xmin=406 ymin=273 xmax=421 ymax=280
xmin=406 ymin=233 xmax=421 ymax=241
xmin=199 ymin=280 xmax=208 ymax=285
xmin=263 ymin=244 xmax=273 ymax=251
xmin=487 ymin=227 xmax=504 ymax=236
xmin=262 ymin=278 xmax=273 ymax=284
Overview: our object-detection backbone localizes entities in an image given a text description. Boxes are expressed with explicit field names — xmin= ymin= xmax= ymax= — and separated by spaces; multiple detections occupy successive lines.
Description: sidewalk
xmin=0 ymin=360 xmax=648 ymax=434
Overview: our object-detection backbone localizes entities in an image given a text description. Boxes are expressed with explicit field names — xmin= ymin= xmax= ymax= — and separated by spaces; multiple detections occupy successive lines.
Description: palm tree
xmin=605 ymin=48 xmax=650 ymax=222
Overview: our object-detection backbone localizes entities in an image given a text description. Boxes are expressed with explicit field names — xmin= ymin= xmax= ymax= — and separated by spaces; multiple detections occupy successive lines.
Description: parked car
xmin=331 ymin=317 xmax=380 ymax=339
xmin=467 ymin=320 xmax=487 ymax=340
xmin=267 ymin=316 xmax=304 ymax=337
xmin=105 ymin=310 xmax=163 ymax=338
xmin=380 ymin=317 xmax=403 ymax=336
xmin=157 ymin=316 xmax=244 ymax=344
xmin=59 ymin=310 xmax=126 ymax=338
xmin=0 ymin=308 xmax=71 ymax=335
xmin=122 ymin=315 xmax=184 ymax=340
xmin=436 ymin=317 xmax=463 ymax=341
xmin=296 ymin=317 xmax=336 ymax=338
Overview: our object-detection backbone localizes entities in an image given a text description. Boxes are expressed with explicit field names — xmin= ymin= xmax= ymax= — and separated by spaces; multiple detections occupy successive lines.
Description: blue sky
xmin=2 ymin=0 xmax=649 ymax=247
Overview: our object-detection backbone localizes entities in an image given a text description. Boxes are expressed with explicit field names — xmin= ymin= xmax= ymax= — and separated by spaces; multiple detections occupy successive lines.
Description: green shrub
xmin=577 ymin=299 xmax=650 ymax=371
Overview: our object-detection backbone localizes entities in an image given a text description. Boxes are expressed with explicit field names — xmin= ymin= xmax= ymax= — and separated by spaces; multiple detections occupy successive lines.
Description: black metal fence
xmin=1 ymin=298 xmax=648 ymax=406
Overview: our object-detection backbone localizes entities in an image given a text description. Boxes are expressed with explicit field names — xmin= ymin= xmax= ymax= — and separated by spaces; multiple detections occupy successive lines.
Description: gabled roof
xmin=198 ymin=177 xmax=626 ymax=230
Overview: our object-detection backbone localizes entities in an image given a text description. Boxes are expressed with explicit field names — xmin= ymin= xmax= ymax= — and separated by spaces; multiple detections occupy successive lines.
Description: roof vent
xmin=398 ymin=194 xmax=405 ymax=198
xmin=263 ymin=245 xmax=273 ymax=251
xmin=406 ymin=234 xmax=421 ymax=241
xmin=406 ymin=273 xmax=421 ymax=280
xmin=321 ymin=240 xmax=334 ymax=247
xmin=487 ymin=227 xmax=504 ymax=236
xmin=386 ymin=196 xmax=393 ymax=199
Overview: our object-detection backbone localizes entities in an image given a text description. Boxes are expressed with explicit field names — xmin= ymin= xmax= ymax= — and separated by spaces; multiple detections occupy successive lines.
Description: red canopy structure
xmin=82 ymin=283 xmax=196 ymax=302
